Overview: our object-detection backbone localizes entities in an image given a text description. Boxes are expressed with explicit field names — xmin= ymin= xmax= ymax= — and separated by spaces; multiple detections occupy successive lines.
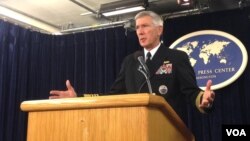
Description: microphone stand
xmin=137 ymin=66 xmax=154 ymax=95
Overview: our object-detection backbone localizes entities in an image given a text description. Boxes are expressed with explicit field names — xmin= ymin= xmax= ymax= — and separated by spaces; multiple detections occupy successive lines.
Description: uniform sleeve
xmin=108 ymin=56 xmax=128 ymax=94
xmin=175 ymin=51 xmax=204 ymax=112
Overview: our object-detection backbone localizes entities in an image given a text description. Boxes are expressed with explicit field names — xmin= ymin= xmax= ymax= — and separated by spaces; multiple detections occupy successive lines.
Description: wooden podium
xmin=20 ymin=94 xmax=194 ymax=141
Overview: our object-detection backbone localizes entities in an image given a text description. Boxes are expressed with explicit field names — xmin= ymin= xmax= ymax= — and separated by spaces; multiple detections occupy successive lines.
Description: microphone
xmin=137 ymin=56 xmax=150 ymax=76
xmin=137 ymin=56 xmax=153 ymax=95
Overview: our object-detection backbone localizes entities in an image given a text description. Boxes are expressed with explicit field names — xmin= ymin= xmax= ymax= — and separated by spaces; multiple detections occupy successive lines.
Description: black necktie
xmin=146 ymin=52 xmax=151 ymax=64
xmin=146 ymin=52 xmax=152 ymax=75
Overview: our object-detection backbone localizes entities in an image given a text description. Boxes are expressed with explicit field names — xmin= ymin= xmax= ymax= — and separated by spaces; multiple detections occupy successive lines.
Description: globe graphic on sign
xmin=170 ymin=30 xmax=248 ymax=90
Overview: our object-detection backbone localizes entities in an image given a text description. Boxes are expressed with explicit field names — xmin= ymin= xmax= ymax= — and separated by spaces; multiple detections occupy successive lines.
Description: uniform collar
xmin=144 ymin=43 xmax=161 ymax=61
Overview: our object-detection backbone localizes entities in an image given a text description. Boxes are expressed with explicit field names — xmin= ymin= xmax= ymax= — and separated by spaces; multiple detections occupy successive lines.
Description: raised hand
xmin=200 ymin=79 xmax=215 ymax=108
xmin=49 ymin=80 xmax=77 ymax=99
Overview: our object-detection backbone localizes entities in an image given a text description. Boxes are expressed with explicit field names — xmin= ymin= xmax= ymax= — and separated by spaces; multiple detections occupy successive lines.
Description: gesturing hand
xmin=49 ymin=80 xmax=77 ymax=99
xmin=199 ymin=79 xmax=215 ymax=109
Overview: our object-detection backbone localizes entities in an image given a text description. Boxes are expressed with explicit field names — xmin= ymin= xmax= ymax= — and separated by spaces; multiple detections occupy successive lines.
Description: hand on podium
xmin=49 ymin=80 xmax=77 ymax=99
xmin=199 ymin=80 xmax=215 ymax=109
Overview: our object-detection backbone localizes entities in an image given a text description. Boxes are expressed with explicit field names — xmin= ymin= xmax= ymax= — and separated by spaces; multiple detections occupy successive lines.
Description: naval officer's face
xmin=135 ymin=16 xmax=163 ymax=51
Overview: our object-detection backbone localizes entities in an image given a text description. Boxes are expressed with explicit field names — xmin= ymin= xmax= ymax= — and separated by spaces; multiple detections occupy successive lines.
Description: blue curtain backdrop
xmin=0 ymin=8 xmax=250 ymax=141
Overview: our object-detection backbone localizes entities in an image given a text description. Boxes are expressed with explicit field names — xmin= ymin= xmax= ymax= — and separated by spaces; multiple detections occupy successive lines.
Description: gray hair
xmin=135 ymin=11 xmax=163 ymax=26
